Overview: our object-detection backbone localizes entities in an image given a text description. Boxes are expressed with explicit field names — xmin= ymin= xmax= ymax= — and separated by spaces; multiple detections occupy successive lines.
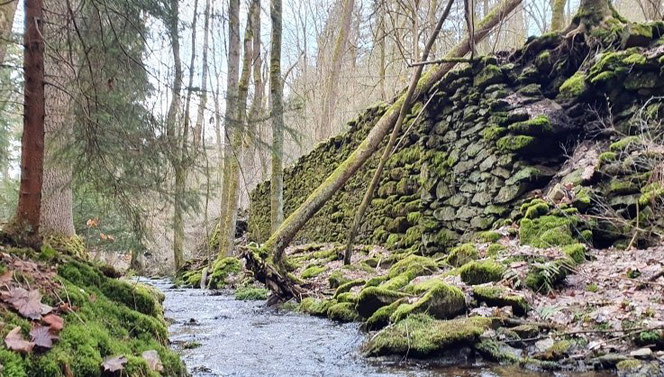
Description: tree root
xmin=240 ymin=245 xmax=308 ymax=303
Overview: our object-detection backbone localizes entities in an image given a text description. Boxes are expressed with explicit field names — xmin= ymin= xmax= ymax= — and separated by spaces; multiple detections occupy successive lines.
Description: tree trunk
xmin=165 ymin=0 xmax=184 ymax=269
xmin=40 ymin=0 xmax=76 ymax=238
xmin=219 ymin=0 xmax=256 ymax=256
xmin=0 ymin=0 xmax=18 ymax=64
xmin=270 ymin=0 xmax=285 ymax=233
xmin=318 ymin=0 xmax=355 ymax=140
xmin=267 ymin=0 xmax=524 ymax=272
xmin=377 ymin=2 xmax=387 ymax=100
xmin=14 ymin=0 xmax=45 ymax=237
xmin=344 ymin=0 xmax=455 ymax=265
xmin=194 ymin=0 xmax=211 ymax=149
xmin=218 ymin=0 xmax=241 ymax=258
xmin=551 ymin=0 xmax=567 ymax=31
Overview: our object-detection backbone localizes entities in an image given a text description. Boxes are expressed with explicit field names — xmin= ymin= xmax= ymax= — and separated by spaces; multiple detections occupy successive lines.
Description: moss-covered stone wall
xmin=249 ymin=22 xmax=664 ymax=252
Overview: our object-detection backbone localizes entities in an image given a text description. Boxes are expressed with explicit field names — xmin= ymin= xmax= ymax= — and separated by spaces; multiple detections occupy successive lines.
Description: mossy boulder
xmin=519 ymin=215 xmax=582 ymax=248
xmin=208 ymin=257 xmax=242 ymax=289
xmin=446 ymin=243 xmax=479 ymax=267
xmin=235 ymin=286 xmax=269 ymax=300
xmin=391 ymin=280 xmax=466 ymax=322
xmin=301 ymin=264 xmax=328 ymax=279
xmin=364 ymin=314 xmax=492 ymax=357
xmin=387 ymin=255 xmax=438 ymax=279
xmin=365 ymin=299 xmax=407 ymax=330
xmin=298 ymin=297 xmax=333 ymax=316
xmin=459 ymin=260 xmax=505 ymax=285
xmin=356 ymin=287 xmax=409 ymax=318
xmin=472 ymin=285 xmax=529 ymax=316
xmin=327 ymin=302 xmax=360 ymax=322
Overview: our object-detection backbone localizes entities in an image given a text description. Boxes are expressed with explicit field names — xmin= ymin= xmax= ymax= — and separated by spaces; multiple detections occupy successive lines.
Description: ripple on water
xmin=138 ymin=278 xmax=614 ymax=377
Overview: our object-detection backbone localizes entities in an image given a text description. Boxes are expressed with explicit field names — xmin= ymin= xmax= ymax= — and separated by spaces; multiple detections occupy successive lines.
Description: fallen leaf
xmin=2 ymin=287 xmax=44 ymax=320
xmin=42 ymin=314 xmax=64 ymax=332
xmin=0 ymin=270 xmax=12 ymax=284
xmin=30 ymin=326 xmax=58 ymax=349
xmin=41 ymin=304 xmax=53 ymax=316
xmin=102 ymin=356 xmax=127 ymax=372
xmin=4 ymin=327 xmax=34 ymax=353
xmin=141 ymin=350 xmax=164 ymax=372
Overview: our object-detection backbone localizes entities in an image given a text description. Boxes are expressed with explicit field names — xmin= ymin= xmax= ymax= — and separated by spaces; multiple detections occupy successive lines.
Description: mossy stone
xmin=387 ymin=255 xmax=438 ymax=279
xmin=356 ymin=287 xmax=409 ymax=318
xmin=459 ymin=260 xmax=505 ymax=285
xmin=446 ymin=243 xmax=479 ymax=267
xmin=364 ymin=314 xmax=491 ymax=357
xmin=472 ymin=285 xmax=529 ymax=316
xmin=327 ymin=302 xmax=360 ymax=322
xmin=390 ymin=281 xmax=466 ymax=322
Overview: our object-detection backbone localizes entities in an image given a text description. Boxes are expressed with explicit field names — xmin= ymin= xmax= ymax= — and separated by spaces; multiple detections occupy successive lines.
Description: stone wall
xmin=249 ymin=23 xmax=664 ymax=252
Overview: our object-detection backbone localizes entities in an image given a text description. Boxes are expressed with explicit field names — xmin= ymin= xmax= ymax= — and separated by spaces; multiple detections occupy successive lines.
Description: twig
xmin=408 ymin=57 xmax=474 ymax=67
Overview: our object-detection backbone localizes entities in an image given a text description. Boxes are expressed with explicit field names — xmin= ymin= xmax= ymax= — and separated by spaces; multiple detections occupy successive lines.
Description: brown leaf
xmin=42 ymin=314 xmax=64 ymax=332
xmin=141 ymin=350 xmax=163 ymax=372
xmin=0 ymin=270 xmax=12 ymax=284
xmin=4 ymin=327 xmax=34 ymax=353
xmin=101 ymin=356 xmax=127 ymax=372
xmin=3 ymin=287 xmax=44 ymax=320
xmin=30 ymin=326 xmax=58 ymax=349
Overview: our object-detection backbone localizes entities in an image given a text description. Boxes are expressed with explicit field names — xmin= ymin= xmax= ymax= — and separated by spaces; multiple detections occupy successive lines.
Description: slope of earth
xmin=0 ymin=236 xmax=186 ymax=377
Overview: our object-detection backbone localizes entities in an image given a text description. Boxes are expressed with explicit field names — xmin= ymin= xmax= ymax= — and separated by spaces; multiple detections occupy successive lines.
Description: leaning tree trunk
xmin=0 ymin=0 xmax=18 ymax=64
xmin=269 ymin=0 xmax=285 ymax=233
xmin=14 ymin=0 xmax=45 ymax=238
xmin=344 ymin=0 xmax=455 ymax=265
xmin=264 ymin=0 xmax=524 ymax=276
xmin=39 ymin=0 xmax=77 ymax=238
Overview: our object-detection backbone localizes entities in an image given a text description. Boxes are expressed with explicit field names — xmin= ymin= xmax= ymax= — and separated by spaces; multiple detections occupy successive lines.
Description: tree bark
xmin=318 ymin=0 xmax=355 ymax=140
xmin=270 ymin=0 xmax=285 ymax=233
xmin=14 ymin=0 xmax=45 ymax=236
xmin=0 ymin=0 xmax=18 ymax=65
xmin=40 ymin=0 xmax=76 ymax=238
xmin=165 ymin=0 xmax=184 ymax=269
xmin=219 ymin=0 xmax=256 ymax=256
xmin=551 ymin=0 xmax=567 ymax=31
xmin=218 ymin=0 xmax=241 ymax=258
xmin=344 ymin=0 xmax=455 ymax=265
xmin=267 ymin=0 xmax=524 ymax=271
xmin=194 ymin=0 xmax=211 ymax=149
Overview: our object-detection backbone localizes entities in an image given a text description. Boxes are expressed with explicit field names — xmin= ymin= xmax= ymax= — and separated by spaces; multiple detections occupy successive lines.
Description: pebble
xmin=630 ymin=348 xmax=653 ymax=359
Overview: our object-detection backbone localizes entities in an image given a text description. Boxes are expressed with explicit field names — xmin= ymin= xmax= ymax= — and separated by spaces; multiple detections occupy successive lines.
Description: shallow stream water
xmin=140 ymin=278 xmax=613 ymax=377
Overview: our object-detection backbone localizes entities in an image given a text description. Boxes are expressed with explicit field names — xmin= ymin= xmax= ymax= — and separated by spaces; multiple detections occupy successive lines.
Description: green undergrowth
xmin=0 ymin=246 xmax=186 ymax=377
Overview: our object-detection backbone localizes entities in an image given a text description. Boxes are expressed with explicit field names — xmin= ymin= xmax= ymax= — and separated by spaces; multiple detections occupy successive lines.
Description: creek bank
xmin=0 ymin=237 xmax=186 ymax=377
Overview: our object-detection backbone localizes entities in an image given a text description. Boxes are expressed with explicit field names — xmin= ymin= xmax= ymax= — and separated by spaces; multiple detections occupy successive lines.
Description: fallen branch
xmin=408 ymin=57 xmax=474 ymax=67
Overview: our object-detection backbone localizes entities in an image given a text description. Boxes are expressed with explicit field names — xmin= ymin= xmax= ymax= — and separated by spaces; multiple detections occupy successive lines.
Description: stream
xmin=139 ymin=278 xmax=613 ymax=377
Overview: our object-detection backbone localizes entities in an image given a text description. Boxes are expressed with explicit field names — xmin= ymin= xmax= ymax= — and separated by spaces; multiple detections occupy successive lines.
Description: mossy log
xmin=241 ymin=246 xmax=307 ymax=303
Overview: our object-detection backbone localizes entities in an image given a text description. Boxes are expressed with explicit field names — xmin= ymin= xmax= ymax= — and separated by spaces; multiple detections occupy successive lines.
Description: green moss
xmin=497 ymin=135 xmax=536 ymax=153
xmin=472 ymin=285 xmax=529 ymax=316
xmin=365 ymin=299 xmax=406 ymax=330
xmin=562 ymin=243 xmax=586 ymax=265
xmin=208 ymin=257 xmax=242 ymax=289
xmin=508 ymin=115 xmax=552 ymax=136
xmin=474 ymin=231 xmax=501 ymax=243
xmin=328 ymin=270 xmax=349 ymax=289
xmin=521 ymin=199 xmax=550 ymax=219
xmin=298 ymin=298 xmax=333 ymax=316
xmin=623 ymin=53 xmax=647 ymax=65
xmin=406 ymin=212 xmax=422 ymax=224
xmin=519 ymin=215 xmax=580 ymax=248
xmin=300 ymin=264 xmax=328 ymax=279
xmin=445 ymin=243 xmax=479 ymax=267
xmin=333 ymin=279 xmax=365 ymax=297
xmin=639 ymin=182 xmax=664 ymax=206
xmin=326 ymin=302 xmax=359 ymax=322
xmin=364 ymin=314 xmax=492 ymax=357
xmin=100 ymin=279 xmax=162 ymax=317
xmin=387 ymin=255 xmax=437 ymax=279
xmin=356 ymin=287 xmax=409 ymax=318
xmin=486 ymin=243 xmax=506 ymax=257
xmin=616 ymin=359 xmax=643 ymax=372
xmin=558 ymin=72 xmax=587 ymax=98
xmin=482 ymin=126 xmax=507 ymax=141
xmin=474 ymin=64 xmax=504 ymax=88
xmin=459 ymin=260 xmax=505 ymax=285
xmin=598 ymin=151 xmax=617 ymax=166
xmin=610 ymin=136 xmax=641 ymax=152
xmin=525 ymin=259 xmax=571 ymax=292
xmin=335 ymin=292 xmax=358 ymax=303
xmin=381 ymin=273 xmax=412 ymax=291
xmin=235 ymin=286 xmax=269 ymax=300
xmin=390 ymin=281 xmax=466 ymax=322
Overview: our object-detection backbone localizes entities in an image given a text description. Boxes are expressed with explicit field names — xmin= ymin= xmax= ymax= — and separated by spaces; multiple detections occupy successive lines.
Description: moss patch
xmin=459 ymin=260 xmax=505 ymax=285
xmin=364 ymin=314 xmax=492 ymax=357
